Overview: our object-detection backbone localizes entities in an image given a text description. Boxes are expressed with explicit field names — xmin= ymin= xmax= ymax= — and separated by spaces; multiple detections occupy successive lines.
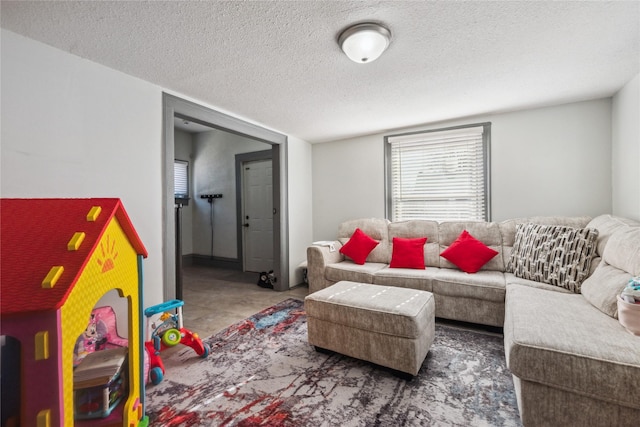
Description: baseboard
xmin=186 ymin=254 xmax=242 ymax=270
xmin=182 ymin=254 xmax=195 ymax=267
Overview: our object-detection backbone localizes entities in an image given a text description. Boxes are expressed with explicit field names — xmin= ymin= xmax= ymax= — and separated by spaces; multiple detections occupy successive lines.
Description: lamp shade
xmin=338 ymin=23 xmax=391 ymax=64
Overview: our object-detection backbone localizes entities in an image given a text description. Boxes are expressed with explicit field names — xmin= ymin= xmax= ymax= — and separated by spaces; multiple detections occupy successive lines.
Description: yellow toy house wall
xmin=60 ymin=217 xmax=143 ymax=426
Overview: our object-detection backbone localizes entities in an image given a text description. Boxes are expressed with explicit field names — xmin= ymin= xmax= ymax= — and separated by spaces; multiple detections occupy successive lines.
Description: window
xmin=385 ymin=123 xmax=491 ymax=222
xmin=174 ymin=159 xmax=189 ymax=205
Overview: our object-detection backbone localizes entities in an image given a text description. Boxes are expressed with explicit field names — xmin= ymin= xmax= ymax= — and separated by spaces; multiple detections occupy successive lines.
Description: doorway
xmin=239 ymin=153 xmax=274 ymax=273
xmin=163 ymin=94 xmax=289 ymax=296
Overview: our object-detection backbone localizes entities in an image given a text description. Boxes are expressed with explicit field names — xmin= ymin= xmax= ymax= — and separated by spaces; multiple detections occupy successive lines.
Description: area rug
xmin=145 ymin=298 xmax=521 ymax=426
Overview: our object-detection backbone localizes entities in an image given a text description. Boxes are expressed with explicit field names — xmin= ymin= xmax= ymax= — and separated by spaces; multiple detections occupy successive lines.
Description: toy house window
xmin=174 ymin=159 xmax=190 ymax=206
xmin=385 ymin=123 xmax=491 ymax=222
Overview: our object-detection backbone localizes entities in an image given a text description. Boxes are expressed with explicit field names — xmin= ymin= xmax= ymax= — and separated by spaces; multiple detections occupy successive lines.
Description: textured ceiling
xmin=1 ymin=1 xmax=639 ymax=143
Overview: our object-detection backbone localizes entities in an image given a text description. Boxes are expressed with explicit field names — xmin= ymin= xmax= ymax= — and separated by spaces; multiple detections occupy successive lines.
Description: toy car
xmin=144 ymin=299 xmax=210 ymax=385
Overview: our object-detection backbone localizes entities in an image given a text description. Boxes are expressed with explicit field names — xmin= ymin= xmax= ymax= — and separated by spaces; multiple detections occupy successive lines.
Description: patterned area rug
xmin=145 ymin=298 xmax=521 ymax=426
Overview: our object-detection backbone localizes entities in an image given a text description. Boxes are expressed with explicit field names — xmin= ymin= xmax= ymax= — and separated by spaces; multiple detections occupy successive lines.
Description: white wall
xmin=287 ymin=135 xmax=314 ymax=285
xmin=312 ymin=134 xmax=386 ymax=239
xmin=1 ymin=29 xmax=165 ymax=307
xmin=490 ymin=100 xmax=611 ymax=219
xmin=612 ymin=73 xmax=640 ymax=221
xmin=312 ymin=99 xmax=613 ymax=240
xmin=192 ymin=130 xmax=270 ymax=259
xmin=1 ymin=29 xmax=314 ymax=299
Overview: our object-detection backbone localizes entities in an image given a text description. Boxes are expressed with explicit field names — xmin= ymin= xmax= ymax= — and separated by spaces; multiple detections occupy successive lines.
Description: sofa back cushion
xmin=438 ymin=221 xmax=504 ymax=271
xmin=338 ymin=218 xmax=390 ymax=263
xmin=581 ymin=226 xmax=640 ymax=318
xmin=335 ymin=216 xmax=594 ymax=271
xmin=587 ymin=214 xmax=639 ymax=255
xmin=388 ymin=220 xmax=439 ymax=267
xmin=585 ymin=214 xmax=640 ymax=272
xmin=602 ymin=227 xmax=640 ymax=275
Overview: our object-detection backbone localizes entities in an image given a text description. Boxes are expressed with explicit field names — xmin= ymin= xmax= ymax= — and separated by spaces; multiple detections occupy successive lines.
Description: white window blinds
xmin=174 ymin=160 xmax=189 ymax=198
xmin=386 ymin=124 xmax=489 ymax=222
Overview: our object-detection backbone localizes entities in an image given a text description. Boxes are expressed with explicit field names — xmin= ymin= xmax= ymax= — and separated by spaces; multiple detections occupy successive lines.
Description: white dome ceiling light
xmin=338 ymin=22 xmax=391 ymax=64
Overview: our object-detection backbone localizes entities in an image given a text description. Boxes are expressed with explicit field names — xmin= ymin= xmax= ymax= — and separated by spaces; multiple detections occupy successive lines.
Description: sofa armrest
xmin=307 ymin=243 xmax=344 ymax=294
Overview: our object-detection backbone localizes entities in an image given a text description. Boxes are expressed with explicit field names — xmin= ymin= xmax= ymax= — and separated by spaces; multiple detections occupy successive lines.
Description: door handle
xmin=243 ymin=223 xmax=249 ymax=227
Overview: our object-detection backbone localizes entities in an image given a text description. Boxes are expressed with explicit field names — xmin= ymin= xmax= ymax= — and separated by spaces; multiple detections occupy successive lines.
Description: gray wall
xmin=192 ymin=129 xmax=271 ymax=259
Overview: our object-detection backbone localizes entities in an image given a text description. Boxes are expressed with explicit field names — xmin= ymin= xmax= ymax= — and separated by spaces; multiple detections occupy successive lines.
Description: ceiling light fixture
xmin=338 ymin=22 xmax=391 ymax=64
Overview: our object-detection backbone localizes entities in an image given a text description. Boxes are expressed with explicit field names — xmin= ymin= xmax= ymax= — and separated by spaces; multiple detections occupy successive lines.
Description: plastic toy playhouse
xmin=0 ymin=198 xmax=148 ymax=427
xmin=72 ymin=305 xmax=137 ymax=421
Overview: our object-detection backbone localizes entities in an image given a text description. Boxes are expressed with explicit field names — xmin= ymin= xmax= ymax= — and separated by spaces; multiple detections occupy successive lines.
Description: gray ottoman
xmin=305 ymin=280 xmax=435 ymax=377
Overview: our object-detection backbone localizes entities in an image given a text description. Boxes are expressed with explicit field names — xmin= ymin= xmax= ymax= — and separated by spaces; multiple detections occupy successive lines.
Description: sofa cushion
xmin=325 ymin=261 xmax=387 ymax=284
xmin=390 ymin=237 xmax=427 ymax=269
xmin=373 ymin=267 xmax=438 ymax=292
xmin=581 ymin=226 xmax=640 ymax=318
xmin=438 ymin=221 xmax=504 ymax=271
xmin=440 ymin=230 xmax=499 ymax=273
xmin=504 ymin=284 xmax=640 ymax=410
xmin=388 ymin=220 xmax=440 ymax=267
xmin=581 ymin=264 xmax=635 ymax=319
xmin=339 ymin=228 xmax=379 ymax=265
xmin=338 ymin=218 xmax=390 ymax=263
xmin=432 ymin=269 xmax=506 ymax=302
xmin=507 ymin=223 xmax=598 ymax=293
xmin=504 ymin=272 xmax=573 ymax=294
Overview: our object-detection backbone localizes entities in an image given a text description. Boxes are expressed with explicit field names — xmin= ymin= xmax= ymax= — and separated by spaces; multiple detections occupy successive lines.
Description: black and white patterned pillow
xmin=507 ymin=223 xmax=599 ymax=293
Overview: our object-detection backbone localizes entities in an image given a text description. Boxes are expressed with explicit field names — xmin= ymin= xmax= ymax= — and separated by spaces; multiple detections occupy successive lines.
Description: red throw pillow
xmin=440 ymin=230 xmax=499 ymax=273
xmin=390 ymin=237 xmax=427 ymax=269
xmin=339 ymin=228 xmax=379 ymax=265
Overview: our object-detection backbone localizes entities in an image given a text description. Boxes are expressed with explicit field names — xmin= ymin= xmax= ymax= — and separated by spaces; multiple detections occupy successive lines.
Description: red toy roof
xmin=0 ymin=198 xmax=148 ymax=315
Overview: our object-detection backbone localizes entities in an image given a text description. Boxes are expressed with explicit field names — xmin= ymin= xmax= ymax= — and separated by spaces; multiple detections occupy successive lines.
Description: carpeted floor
xmin=145 ymin=298 xmax=521 ymax=426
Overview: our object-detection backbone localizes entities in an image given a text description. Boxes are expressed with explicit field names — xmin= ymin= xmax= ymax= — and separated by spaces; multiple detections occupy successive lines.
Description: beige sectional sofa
xmin=306 ymin=214 xmax=640 ymax=426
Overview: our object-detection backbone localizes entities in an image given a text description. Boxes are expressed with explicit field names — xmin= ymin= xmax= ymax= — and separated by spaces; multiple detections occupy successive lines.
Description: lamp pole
xmin=175 ymin=203 xmax=183 ymax=300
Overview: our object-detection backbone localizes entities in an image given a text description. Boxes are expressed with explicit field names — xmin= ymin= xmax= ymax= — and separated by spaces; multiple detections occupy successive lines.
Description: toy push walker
xmin=144 ymin=299 xmax=210 ymax=385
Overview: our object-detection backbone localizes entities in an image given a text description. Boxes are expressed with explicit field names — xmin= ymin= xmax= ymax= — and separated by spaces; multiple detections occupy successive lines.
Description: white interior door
xmin=242 ymin=159 xmax=274 ymax=273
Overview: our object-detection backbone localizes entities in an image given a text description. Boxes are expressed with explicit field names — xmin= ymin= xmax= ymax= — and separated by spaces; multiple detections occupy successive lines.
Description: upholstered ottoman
xmin=305 ymin=280 xmax=435 ymax=377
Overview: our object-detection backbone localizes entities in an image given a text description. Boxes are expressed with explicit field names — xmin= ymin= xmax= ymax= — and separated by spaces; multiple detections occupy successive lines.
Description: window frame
xmin=174 ymin=158 xmax=190 ymax=206
xmin=384 ymin=122 xmax=491 ymax=222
